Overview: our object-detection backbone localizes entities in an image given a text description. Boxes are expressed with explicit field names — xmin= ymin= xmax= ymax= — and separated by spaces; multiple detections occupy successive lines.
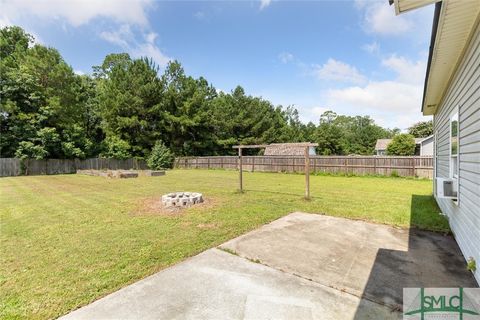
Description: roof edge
xmin=418 ymin=135 xmax=434 ymax=143
xmin=421 ymin=1 xmax=442 ymax=114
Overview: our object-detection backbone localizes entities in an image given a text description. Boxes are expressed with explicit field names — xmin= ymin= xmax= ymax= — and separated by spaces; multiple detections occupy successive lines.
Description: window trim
xmin=434 ymin=129 xmax=437 ymax=196
xmin=449 ymin=107 xmax=459 ymax=205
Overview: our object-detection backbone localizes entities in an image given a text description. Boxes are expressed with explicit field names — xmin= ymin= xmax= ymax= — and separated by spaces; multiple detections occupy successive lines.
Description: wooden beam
xmin=239 ymin=148 xmax=243 ymax=192
xmin=305 ymin=147 xmax=310 ymax=200
xmin=232 ymin=144 xmax=269 ymax=149
xmin=231 ymin=143 xmax=319 ymax=195
xmin=232 ymin=143 xmax=319 ymax=149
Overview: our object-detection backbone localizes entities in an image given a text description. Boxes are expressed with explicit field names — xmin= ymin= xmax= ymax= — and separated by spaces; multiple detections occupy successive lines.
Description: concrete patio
xmin=61 ymin=212 xmax=477 ymax=319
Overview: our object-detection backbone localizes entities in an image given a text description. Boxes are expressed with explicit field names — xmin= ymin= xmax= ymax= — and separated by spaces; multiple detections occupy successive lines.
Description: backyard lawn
xmin=0 ymin=169 xmax=448 ymax=319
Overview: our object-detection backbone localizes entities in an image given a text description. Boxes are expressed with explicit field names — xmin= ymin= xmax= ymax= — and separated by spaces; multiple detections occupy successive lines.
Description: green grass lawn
xmin=0 ymin=169 xmax=448 ymax=319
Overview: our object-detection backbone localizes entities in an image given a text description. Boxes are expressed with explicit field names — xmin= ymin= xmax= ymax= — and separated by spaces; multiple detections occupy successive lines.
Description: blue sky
xmin=1 ymin=0 xmax=435 ymax=129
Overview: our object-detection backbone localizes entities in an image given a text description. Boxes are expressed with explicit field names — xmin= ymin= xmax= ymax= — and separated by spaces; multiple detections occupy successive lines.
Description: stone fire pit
xmin=162 ymin=192 xmax=203 ymax=208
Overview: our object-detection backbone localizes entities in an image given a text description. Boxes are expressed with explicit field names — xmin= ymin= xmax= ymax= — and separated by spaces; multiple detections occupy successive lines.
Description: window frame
xmin=449 ymin=108 xmax=459 ymax=204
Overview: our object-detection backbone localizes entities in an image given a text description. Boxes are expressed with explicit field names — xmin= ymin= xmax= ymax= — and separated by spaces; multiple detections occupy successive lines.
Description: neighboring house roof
xmin=391 ymin=0 xmax=480 ymax=115
xmin=418 ymin=135 xmax=434 ymax=144
xmin=374 ymin=137 xmax=430 ymax=150
xmin=375 ymin=139 xmax=393 ymax=151
xmin=264 ymin=143 xmax=316 ymax=156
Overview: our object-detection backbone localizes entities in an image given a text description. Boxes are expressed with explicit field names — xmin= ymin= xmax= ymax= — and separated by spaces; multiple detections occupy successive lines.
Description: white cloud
xmin=259 ymin=0 xmax=272 ymax=10
xmin=99 ymin=25 xmax=133 ymax=48
xmin=311 ymin=106 xmax=330 ymax=117
xmin=355 ymin=0 xmax=434 ymax=38
xmin=74 ymin=70 xmax=85 ymax=75
xmin=131 ymin=32 xmax=171 ymax=67
xmin=313 ymin=58 xmax=366 ymax=84
xmin=100 ymin=25 xmax=171 ymax=67
xmin=0 ymin=15 xmax=13 ymax=28
xmin=278 ymin=52 xmax=294 ymax=64
xmin=1 ymin=0 xmax=170 ymax=67
xmin=0 ymin=0 xmax=152 ymax=27
xmin=362 ymin=41 xmax=380 ymax=54
xmin=323 ymin=54 xmax=428 ymax=129
xmin=355 ymin=0 xmax=412 ymax=35
xmin=0 ymin=16 xmax=44 ymax=44
xmin=194 ymin=11 xmax=206 ymax=20
xmin=381 ymin=55 xmax=426 ymax=85
xmin=327 ymin=81 xmax=420 ymax=113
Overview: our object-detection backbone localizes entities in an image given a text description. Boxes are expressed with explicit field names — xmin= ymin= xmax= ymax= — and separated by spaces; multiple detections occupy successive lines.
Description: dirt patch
xmin=196 ymin=223 xmax=219 ymax=229
xmin=132 ymin=196 xmax=218 ymax=217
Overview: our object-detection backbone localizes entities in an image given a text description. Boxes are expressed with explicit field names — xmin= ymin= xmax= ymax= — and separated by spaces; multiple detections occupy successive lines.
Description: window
xmin=450 ymin=111 xmax=459 ymax=205
xmin=450 ymin=112 xmax=459 ymax=179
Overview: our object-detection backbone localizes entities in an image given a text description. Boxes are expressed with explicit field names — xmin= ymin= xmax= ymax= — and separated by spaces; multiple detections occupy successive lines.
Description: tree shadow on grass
xmin=353 ymin=194 xmax=477 ymax=319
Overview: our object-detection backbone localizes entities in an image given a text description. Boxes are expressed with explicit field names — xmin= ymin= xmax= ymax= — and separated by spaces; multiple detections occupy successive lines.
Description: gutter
xmin=421 ymin=1 xmax=442 ymax=113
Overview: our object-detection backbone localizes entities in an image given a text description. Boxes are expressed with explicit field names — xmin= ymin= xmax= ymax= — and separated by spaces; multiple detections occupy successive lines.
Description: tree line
xmin=1 ymin=26 xmax=432 ymax=160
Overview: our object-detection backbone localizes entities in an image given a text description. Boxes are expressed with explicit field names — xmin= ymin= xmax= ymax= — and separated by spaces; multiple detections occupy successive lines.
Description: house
xmin=418 ymin=135 xmax=434 ymax=156
xmin=374 ymin=136 xmax=433 ymax=156
xmin=391 ymin=0 xmax=480 ymax=283
xmin=264 ymin=143 xmax=316 ymax=156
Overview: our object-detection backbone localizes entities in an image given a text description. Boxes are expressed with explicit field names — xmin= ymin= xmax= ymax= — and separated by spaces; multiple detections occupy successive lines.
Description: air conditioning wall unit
xmin=436 ymin=178 xmax=458 ymax=199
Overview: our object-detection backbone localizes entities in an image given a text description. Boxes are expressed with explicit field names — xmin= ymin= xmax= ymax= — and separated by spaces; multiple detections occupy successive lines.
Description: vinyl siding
xmin=433 ymin=20 xmax=480 ymax=284
xmin=420 ymin=137 xmax=434 ymax=155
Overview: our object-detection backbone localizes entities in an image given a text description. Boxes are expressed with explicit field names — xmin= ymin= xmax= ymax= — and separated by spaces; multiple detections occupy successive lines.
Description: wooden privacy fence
xmin=175 ymin=156 xmax=434 ymax=179
xmin=0 ymin=158 xmax=148 ymax=177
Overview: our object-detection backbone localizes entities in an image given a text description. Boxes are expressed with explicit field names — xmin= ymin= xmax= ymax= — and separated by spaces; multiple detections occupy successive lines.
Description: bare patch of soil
xmin=196 ymin=222 xmax=219 ymax=229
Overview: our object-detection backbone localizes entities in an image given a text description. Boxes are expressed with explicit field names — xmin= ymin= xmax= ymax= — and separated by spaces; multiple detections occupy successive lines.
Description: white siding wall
xmin=433 ymin=21 xmax=480 ymax=283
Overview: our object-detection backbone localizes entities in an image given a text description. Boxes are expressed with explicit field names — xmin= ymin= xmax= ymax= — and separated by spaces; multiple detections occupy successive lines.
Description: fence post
xmin=252 ymin=157 xmax=255 ymax=172
xmin=304 ymin=147 xmax=310 ymax=199
xmin=238 ymin=148 xmax=243 ymax=192
xmin=412 ymin=157 xmax=416 ymax=177
xmin=373 ymin=157 xmax=377 ymax=175
xmin=207 ymin=158 xmax=210 ymax=169
xmin=221 ymin=157 xmax=224 ymax=169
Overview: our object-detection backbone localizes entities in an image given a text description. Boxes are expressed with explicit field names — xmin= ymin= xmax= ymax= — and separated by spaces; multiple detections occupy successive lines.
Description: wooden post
xmin=412 ymin=157 xmax=416 ymax=177
xmin=252 ymin=156 xmax=255 ymax=172
xmin=373 ymin=157 xmax=377 ymax=175
xmin=305 ymin=147 xmax=310 ymax=200
xmin=238 ymin=148 xmax=243 ymax=192
xmin=207 ymin=158 xmax=210 ymax=169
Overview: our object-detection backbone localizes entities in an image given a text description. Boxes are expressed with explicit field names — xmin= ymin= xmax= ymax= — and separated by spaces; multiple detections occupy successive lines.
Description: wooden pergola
xmin=232 ymin=143 xmax=319 ymax=199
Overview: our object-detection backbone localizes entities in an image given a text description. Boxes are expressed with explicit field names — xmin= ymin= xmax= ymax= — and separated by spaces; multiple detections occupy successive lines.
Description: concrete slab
xmin=61 ymin=212 xmax=477 ymax=319
xmin=60 ymin=249 xmax=400 ymax=320
xmin=220 ymin=212 xmax=478 ymax=310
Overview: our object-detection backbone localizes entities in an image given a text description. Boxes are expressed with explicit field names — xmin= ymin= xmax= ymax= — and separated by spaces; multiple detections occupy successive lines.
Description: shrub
xmin=15 ymin=141 xmax=48 ymax=160
xmin=101 ymin=136 xmax=132 ymax=160
xmin=390 ymin=170 xmax=400 ymax=178
xmin=147 ymin=141 xmax=174 ymax=169
xmin=386 ymin=134 xmax=416 ymax=156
